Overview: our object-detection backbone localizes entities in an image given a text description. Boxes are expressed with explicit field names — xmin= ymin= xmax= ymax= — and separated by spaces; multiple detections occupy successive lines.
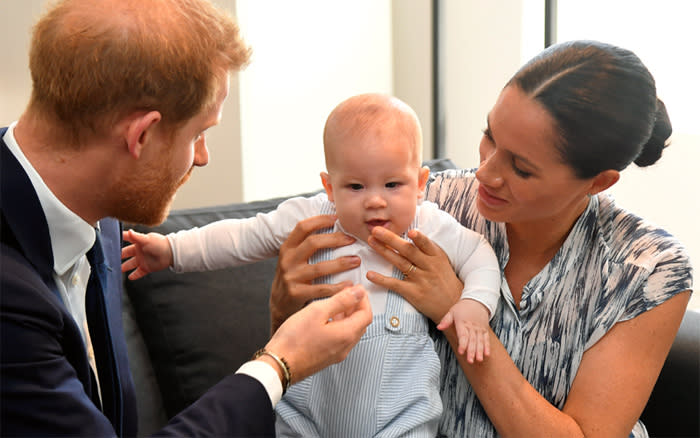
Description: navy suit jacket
xmin=1 ymin=127 xmax=275 ymax=437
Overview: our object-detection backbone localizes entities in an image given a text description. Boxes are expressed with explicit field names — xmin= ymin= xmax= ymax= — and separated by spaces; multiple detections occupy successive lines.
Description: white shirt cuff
xmin=236 ymin=360 xmax=283 ymax=407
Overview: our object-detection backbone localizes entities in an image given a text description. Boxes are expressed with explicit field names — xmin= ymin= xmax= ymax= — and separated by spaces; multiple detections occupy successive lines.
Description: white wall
xmin=0 ymin=1 xmax=44 ymax=126
xmin=235 ymin=0 xmax=394 ymax=202
xmin=0 ymin=0 xmax=247 ymax=208
xmin=0 ymin=0 xmax=401 ymax=208
xmin=556 ymin=0 xmax=700 ymax=309
xmin=174 ymin=0 xmax=245 ymax=207
xmin=2 ymin=1 xmax=695 ymax=309
xmin=439 ymin=0 xmax=698 ymax=310
xmin=441 ymin=0 xmax=527 ymax=169
xmin=392 ymin=1 xmax=434 ymax=163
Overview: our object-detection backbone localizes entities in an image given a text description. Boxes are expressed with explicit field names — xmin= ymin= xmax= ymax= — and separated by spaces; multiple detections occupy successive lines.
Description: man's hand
xmin=264 ymin=285 xmax=372 ymax=383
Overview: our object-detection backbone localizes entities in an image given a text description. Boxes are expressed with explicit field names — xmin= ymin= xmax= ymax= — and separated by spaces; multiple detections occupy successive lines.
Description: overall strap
xmin=310 ymin=200 xmax=337 ymax=284
xmin=309 ymin=201 xmax=428 ymax=334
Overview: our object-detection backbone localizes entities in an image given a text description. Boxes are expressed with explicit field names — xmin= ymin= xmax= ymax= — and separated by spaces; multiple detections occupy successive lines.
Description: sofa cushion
xmin=123 ymin=194 xmax=307 ymax=419
xmin=122 ymin=158 xmax=458 ymax=421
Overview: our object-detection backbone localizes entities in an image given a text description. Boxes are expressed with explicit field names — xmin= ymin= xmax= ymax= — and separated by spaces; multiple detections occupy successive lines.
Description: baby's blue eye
xmin=386 ymin=182 xmax=400 ymax=188
xmin=349 ymin=184 xmax=363 ymax=191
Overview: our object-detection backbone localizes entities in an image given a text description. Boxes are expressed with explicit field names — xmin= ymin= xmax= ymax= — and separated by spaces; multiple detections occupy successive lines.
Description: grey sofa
xmin=121 ymin=159 xmax=699 ymax=437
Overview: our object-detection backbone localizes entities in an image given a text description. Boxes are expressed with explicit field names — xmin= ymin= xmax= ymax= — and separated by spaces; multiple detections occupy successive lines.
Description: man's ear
xmin=320 ymin=172 xmax=334 ymax=202
xmin=588 ymin=169 xmax=620 ymax=196
xmin=417 ymin=166 xmax=430 ymax=198
xmin=124 ymin=111 xmax=162 ymax=159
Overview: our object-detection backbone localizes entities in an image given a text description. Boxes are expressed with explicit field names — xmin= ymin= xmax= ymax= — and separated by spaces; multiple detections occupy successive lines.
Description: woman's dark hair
xmin=509 ymin=40 xmax=671 ymax=178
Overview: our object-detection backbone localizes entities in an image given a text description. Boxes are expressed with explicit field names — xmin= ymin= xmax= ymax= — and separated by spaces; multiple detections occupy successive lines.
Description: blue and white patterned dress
xmin=425 ymin=169 xmax=693 ymax=438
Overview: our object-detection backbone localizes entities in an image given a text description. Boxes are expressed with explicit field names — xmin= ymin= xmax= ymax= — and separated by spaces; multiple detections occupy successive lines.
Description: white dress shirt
xmin=4 ymin=122 xmax=284 ymax=408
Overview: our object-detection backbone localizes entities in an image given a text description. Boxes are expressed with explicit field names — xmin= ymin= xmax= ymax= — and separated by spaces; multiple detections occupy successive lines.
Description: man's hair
xmin=27 ymin=0 xmax=251 ymax=141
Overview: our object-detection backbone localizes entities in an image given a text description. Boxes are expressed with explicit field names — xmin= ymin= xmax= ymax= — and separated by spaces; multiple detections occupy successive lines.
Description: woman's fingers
xmin=278 ymin=215 xmax=344 ymax=266
xmin=270 ymin=215 xmax=359 ymax=332
xmin=286 ymin=253 xmax=360 ymax=285
xmin=369 ymin=226 xmax=423 ymax=265
xmin=368 ymin=227 xmax=443 ymax=273
xmin=407 ymin=229 xmax=442 ymax=256
xmin=282 ymin=214 xmax=338 ymax=249
xmin=367 ymin=226 xmax=464 ymax=323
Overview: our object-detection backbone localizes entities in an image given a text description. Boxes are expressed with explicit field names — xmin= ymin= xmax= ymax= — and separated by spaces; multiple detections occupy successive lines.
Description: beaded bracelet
xmin=252 ymin=348 xmax=291 ymax=394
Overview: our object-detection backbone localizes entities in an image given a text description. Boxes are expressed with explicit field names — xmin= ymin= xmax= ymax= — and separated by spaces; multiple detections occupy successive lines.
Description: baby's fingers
xmin=454 ymin=322 xmax=473 ymax=356
xmin=437 ymin=311 xmax=455 ymax=331
xmin=466 ymin=331 xmax=480 ymax=363
xmin=464 ymin=327 xmax=479 ymax=362
xmin=479 ymin=331 xmax=491 ymax=361
xmin=121 ymin=256 xmax=138 ymax=273
xmin=122 ymin=229 xmax=150 ymax=246
xmin=122 ymin=229 xmax=138 ymax=243
xmin=128 ymin=268 xmax=147 ymax=281
xmin=121 ymin=244 xmax=136 ymax=260
xmin=468 ymin=328 xmax=491 ymax=363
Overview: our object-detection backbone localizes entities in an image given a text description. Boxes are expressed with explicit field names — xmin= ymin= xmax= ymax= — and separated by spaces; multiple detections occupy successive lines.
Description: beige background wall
xmin=1 ymin=0 xmax=696 ymax=309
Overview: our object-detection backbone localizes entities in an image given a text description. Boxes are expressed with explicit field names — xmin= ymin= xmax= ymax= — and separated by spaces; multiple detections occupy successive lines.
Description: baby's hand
xmin=121 ymin=229 xmax=173 ymax=280
xmin=437 ymin=299 xmax=490 ymax=363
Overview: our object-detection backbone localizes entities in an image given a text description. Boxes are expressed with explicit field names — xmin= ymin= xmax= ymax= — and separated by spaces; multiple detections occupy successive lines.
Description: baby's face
xmin=322 ymin=129 xmax=428 ymax=243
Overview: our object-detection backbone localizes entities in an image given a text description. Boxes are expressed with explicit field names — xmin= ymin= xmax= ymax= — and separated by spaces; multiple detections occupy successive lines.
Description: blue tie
xmin=85 ymin=229 xmax=122 ymax=434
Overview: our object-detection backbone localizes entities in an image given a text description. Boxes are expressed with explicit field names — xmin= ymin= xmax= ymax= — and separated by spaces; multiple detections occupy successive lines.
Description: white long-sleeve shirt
xmin=168 ymin=192 xmax=500 ymax=317
xmin=168 ymin=192 xmax=501 ymax=436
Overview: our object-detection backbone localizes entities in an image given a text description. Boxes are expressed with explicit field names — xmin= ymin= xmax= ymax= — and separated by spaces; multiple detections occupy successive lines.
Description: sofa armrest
xmin=640 ymin=308 xmax=700 ymax=437
xmin=121 ymin=290 xmax=167 ymax=436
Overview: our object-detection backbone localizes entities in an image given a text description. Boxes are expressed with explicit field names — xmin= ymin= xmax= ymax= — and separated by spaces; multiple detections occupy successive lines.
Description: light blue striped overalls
xmin=275 ymin=201 xmax=442 ymax=438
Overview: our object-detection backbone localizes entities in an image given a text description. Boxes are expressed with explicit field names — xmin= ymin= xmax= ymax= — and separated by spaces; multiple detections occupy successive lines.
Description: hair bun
xmin=634 ymin=98 xmax=672 ymax=167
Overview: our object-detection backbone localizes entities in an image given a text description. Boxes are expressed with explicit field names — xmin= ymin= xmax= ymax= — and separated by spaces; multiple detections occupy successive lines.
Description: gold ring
xmin=405 ymin=264 xmax=417 ymax=276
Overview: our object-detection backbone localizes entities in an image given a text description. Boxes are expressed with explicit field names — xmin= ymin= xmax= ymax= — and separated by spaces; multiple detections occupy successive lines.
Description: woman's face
xmin=475 ymin=85 xmax=592 ymax=227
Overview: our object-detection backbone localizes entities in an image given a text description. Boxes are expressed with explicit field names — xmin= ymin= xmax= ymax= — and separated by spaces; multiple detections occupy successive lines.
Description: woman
xmin=269 ymin=40 xmax=693 ymax=437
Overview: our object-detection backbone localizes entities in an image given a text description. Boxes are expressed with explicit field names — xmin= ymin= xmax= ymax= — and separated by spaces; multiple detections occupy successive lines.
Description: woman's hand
xmin=366 ymin=226 xmax=463 ymax=323
xmin=270 ymin=214 xmax=361 ymax=333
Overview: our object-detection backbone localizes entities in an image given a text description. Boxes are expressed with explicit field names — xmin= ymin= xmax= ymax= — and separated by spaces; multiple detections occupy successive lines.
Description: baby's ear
xmin=418 ymin=166 xmax=430 ymax=195
xmin=320 ymin=172 xmax=335 ymax=202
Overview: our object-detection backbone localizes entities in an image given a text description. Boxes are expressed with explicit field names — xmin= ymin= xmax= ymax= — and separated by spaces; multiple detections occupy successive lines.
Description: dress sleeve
xmin=586 ymin=219 xmax=693 ymax=350
xmin=621 ymin=237 xmax=693 ymax=321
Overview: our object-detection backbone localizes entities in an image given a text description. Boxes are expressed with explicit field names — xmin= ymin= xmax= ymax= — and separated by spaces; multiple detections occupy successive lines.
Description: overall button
xmin=390 ymin=316 xmax=400 ymax=328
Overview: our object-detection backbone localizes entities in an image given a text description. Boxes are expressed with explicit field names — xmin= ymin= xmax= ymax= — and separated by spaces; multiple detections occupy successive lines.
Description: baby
xmin=122 ymin=93 xmax=501 ymax=437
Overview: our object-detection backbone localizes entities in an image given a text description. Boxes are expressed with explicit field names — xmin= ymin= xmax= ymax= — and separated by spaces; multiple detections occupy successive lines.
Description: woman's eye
xmin=482 ymin=127 xmax=493 ymax=142
xmin=512 ymin=163 xmax=532 ymax=178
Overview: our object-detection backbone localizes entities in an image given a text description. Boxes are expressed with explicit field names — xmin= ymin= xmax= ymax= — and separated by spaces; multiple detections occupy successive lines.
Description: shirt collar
xmin=4 ymin=122 xmax=95 ymax=276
